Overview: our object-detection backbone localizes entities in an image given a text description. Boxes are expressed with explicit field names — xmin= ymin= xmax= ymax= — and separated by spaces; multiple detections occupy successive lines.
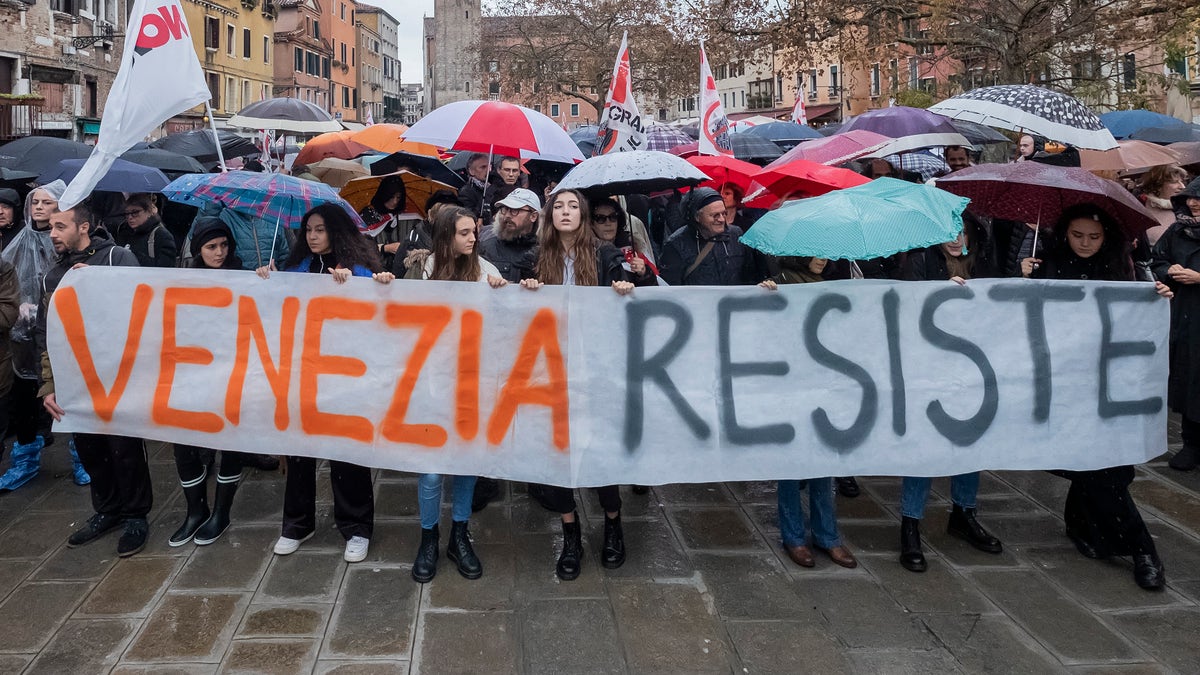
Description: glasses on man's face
xmin=123 ymin=209 xmax=144 ymax=219
xmin=593 ymin=213 xmax=618 ymax=224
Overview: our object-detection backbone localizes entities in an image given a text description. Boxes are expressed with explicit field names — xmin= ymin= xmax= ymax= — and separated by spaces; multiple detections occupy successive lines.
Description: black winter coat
xmin=477 ymin=228 xmax=537 ymax=283
xmin=1152 ymin=216 xmax=1200 ymax=419
xmin=658 ymin=224 xmax=766 ymax=286
xmin=521 ymin=242 xmax=634 ymax=287
xmin=115 ymin=215 xmax=179 ymax=268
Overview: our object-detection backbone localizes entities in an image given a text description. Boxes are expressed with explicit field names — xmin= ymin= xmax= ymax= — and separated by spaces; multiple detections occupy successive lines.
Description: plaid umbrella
xmin=645 ymin=124 xmax=693 ymax=152
xmin=885 ymin=152 xmax=950 ymax=181
xmin=162 ymin=170 xmax=364 ymax=230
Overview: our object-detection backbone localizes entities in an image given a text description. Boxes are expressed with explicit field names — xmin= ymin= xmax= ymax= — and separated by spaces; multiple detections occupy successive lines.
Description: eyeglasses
xmin=593 ymin=213 xmax=618 ymax=223
xmin=123 ymin=209 xmax=144 ymax=218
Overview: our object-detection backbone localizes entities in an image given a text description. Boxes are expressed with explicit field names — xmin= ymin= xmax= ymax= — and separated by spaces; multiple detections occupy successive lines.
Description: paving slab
xmin=653 ymin=482 xmax=735 ymax=505
xmin=510 ymin=532 xmax=605 ymax=601
xmin=580 ymin=516 xmax=693 ymax=579
xmin=170 ymin=524 xmax=277 ymax=591
xmin=692 ymin=552 xmax=822 ymax=621
xmin=80 ymin=556 xmax=182 ymax=616
xmin=1108 ymin=607 xmax=1200 ymax=674
xmin=1129 ymin=479 xmax=1200 ymax=530
xmin=426 ymin=542 xmax=515 ymax=611
xmin=238 ymin=604 xmax=331 ymax=638
xmin=669 ymin=506 xmax=762 ymax=550
xmin=30 ymin=538 xmax=119 ymax=581
xmin=609 ymin=579 xmax=732 ymax=673
xmin=108 ymin=664 xmax=217 ymax=675
xmin=858 ymin=553 xmax=997 ymax=614
xmin=519 ymin=598 xmax=623 ymax=675
xmin=24 ymin=618 xmax=138 ymax=674
xmin=791 ymin=577 xmax=935 ymax=650
xmin=123 ymin=592 xmax=248 ymax=663
xmin=314 ymin=661 xmax=411 ymax=674
xmin=417 ymin=612 xmax=518 ymax=674
xmin=725 ymin=620 xmax=850 ymax=674
xmin=323 ymin=567 xmax=417 ymax=659
xmin=229 ymin=478 xmax=287 ymax=524
xmin=0 ymin=511 xmax=77 ymax=560
xmin=920 ymin=614 xmax=1064 ymax=675
xmin=1026 ymin=546 xmax=1187 ymax=611
xmin=221 ymin=638 xmax=320 ymax=674
xmin=0 ymin=581 xmax=92 ymax=652
xmin=371 ymin=478 xmax=420 ymax=519
xmin=256 ymin=551 xmax=346 ymax=603
xmin=847 ymin=647 xmax=966 ymax=674
xmin=0 ymin=559 xmax=35 ymax=601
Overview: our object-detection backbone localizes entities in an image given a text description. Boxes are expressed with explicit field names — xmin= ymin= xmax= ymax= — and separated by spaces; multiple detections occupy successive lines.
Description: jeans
xmin=900 ymin=472 xmax=979 ymax=520
xmin=777 ymin=478 xmax=840 ymax=548
xmin=418 ymin=474 xmax=477 ymax=530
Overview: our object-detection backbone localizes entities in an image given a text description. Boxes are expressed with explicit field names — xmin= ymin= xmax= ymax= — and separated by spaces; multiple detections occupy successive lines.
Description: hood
xmin=24 ymin=180 xmax=66 ymax=230
xmin=190 ymin=216 xmax=237 ymax=257
xmin=680 ymin=187 xmax=724 ymax=232
xmin=1172 ymin=177 xmax=1200 ymax=216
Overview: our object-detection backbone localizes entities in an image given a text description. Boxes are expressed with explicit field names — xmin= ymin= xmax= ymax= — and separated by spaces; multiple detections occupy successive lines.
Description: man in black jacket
xmin=659 ymin=187 xmax=767 ymax=286
xmin=39 ymin=201 xmax=153 ymax=558
xmin=457 ymin=153 xmax=496 ymax=222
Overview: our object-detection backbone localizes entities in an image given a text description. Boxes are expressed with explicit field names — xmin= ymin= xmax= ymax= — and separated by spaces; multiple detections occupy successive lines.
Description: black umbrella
xmin=150 ymin=130 xmax=259 ymax=164
xmin=370 ymin=150 xmax=464 ymax=187
xmin=1128 ymin=124 xmax=1200 ymax=145
xmin=948 ymin=119 xmax=1011 ymax=145
xmin=227 ymin=98 xmax=342 ymax=134
xmin=730 ymin=134 xmax=784 ymax=161
xmin=120 ymin=148 xmax=206 ymax=176
xmin=0 ymin=136 xmax=93 ymax=175
xmin=817 ymin=123 xmax=843 ymax=137
xmin=0 ymin=167 xmax=38 ymax=182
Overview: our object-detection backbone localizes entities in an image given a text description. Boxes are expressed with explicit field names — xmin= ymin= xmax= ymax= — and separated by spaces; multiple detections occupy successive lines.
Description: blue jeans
xmin=900 ymin=472 xmax=980 ymax=520
xmin=777 ymin=478 xmax=840 ymax=548
xmin=418 ymin=474 xmax=477 ymax=530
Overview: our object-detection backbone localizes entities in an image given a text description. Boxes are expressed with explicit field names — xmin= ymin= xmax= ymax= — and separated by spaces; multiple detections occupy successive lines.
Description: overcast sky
xmin=372 ymin=0 xmax=436 ymax=85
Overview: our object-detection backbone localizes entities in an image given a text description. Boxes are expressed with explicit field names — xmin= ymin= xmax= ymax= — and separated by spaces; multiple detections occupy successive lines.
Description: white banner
xmin=698 ymin=41 xmax=733 ymax=157
xmin=594 ymin=32 xmax=646 ymax=155
xmin=60 ymin=0 xmax=211 ymax=209
xmin=48 ymin=269 xmax=1167 ymax=486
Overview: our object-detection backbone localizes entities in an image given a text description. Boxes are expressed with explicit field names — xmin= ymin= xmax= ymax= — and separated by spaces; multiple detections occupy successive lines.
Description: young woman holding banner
xmin=898 ymin=215 xmax=1004 ymax=573
xmin=518 ymin=188 xmax=638 ymax=580
xmin=407 ymin=205 xmax=507 ymax=583
xmin=256 ymin=203 xmax=395 ymax=563
xmin=1030 ymin=203 xmax=1171 ymax=590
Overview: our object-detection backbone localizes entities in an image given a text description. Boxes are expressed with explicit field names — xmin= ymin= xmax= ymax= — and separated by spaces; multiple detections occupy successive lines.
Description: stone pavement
xmin=2 ymin=427 xmax=1200 ymax=674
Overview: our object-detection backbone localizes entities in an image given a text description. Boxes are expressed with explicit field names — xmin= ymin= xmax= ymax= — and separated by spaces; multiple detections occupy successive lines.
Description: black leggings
xmin=538 ymin=485 xmax=621 ymax=515
xmin=173 ymin=444 xmax=247 ymax=483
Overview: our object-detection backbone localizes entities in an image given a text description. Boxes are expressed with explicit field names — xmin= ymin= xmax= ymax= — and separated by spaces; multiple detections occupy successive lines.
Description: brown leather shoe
xmin=785 ymin=545 xmax=815 ymax=568
xmin=816 ymin=544 xmax=858 ymax=569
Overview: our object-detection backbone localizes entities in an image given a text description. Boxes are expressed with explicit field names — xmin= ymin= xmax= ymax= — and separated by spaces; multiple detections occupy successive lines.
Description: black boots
xmin=947 ymin=505 xmax=1003 ymax=553
xmin=193 ymin=474 xmax=241 ymax=545
xmin=557 ymin=514 xmax=583 ymax=580
xmin=1133 ymin=554 xmax=1166 ymax=590
xmin=1169 ymin=445 xmax=1199 ymax=471
xmin=169 ymin=475 xmax=210 ymax=547
xmin=447 ymin=521 xmax=483 ymax=579
xmin=412 ymin=525 xmax=439 ymax=583
xmin=471 ymin=477 xmax=500 ymax=512
xmin=900 ymin=516 xmax=927 ymax=572
xmin=601 ymin=514 xmax=626 ymax=569
xmin=836 ymin=477 xmax=860 ymax=498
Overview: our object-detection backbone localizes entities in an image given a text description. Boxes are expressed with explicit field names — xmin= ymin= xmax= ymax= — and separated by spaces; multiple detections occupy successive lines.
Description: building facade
xmin=355 ymin=2 xmax=400 ymax=123
xmin=324 ymin=0 xmax=357 ymax=122
xmin=0 ymin=0 xmax=125 ymax=142
xmin=399 ymin=82 xmax=422 ymax=124
xmin=422 ymin=0 xmax=480 ymax=114
xmin=272 ymin=0 xmax=332 ymax=112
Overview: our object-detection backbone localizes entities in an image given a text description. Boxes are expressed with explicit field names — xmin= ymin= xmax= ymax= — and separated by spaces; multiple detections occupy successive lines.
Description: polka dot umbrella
xmin=929 ymin=85 xmax=1118 ymax=150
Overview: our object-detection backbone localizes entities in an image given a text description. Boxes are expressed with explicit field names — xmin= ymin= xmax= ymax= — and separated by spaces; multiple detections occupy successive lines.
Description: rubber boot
xmin=68 ymin=437 xmax=91 ymax=486
xmin=194 ymin=471 xmax=241 ymax=545
xmin=412 ymin=525 xmax=439 ymax=583
xmin=556 ymin=513 xmax=583 ymax=581
xmin=601 ymin=514 xmax=626 ymax=569
xmin=447 ymin=520 xmax=482 ymax=579
xmin=899 ymin=516 xmax=927 ymax=572
xmin=0 ymin=435 xmax=43 ymax=491
xmin=168 ymin=469 xmax=210 ymax=547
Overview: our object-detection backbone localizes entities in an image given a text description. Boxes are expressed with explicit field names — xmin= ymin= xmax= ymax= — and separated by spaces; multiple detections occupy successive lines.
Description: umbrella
xmin=740 ymin=177 xmax=969 ymax=259
xmin=884 ymin=152 xmax=949 ymax=182
xmin=162 ymin=170 xmax=364 ymax=230
xmin=1168 ymin=142 xmax=1200 ymax=167
xmin=119 ymin=148 xmax=206 ymax=176
xmin=569 ymin=125 xmax=601 ymax=157
xmin=929 ymin=84 xmax=1117 ymax=150
xmin=38 ymin=158 xmax=171 ymax=193
xmin=1099 ymin=110 xmax=1189 ymax=139
xmin=0 ymin=167 xmax=39 ymax=182
xmin=686 ymin=155 xmax=763 ymax=194
xmin=555 ymin=151 xmax=709 ymax=196
xmin=150 ymin=130 xmax=259 ymax=163
xmin=743 ymin=159 xmax=871 ymax=208
xmin=764 ymin=130 xmax=892 ymax=168
xmin=339 ymin=170 xmax=458 ymax=217
xmin=934 ymin=162 xmax=1158 ymax=237
xmin=1127 ymin=124 xmax=1200 ymax=145
xmin=817 ymin=123 xmax=843 ymax=137
xmin=840 ymin=106 xmax=971 ymax=153
xmin=351 ymin=123 xmax=440 ymax=156
xmin=227 ymin=97 xmax=342 ymax=134
xmin=669 ymin=134 xmax=785 ymax=162
xmin=307 ymin=157 xmax=369 ymax=188
xmin=402 ymin=99 xmax=584 ymax=163
xmin=680 ymin=122 xmax=700 ymax=139
xmin=948 ymin=119 xmax=1012 ymax=145
xmin=369 ymin=150 xmax=464 ymax=187
xmin=0 ymin=136 xmax=93 ymax=175
xmin=294 ymin=131 xmax=372 ymax=166
xmin=744 ymin=122 xmax=823 ymax=146
xmin=645 ymin=124 xmax=693 ymax=152
xmin=1078 ymin=140 xmax=1180 ymax=173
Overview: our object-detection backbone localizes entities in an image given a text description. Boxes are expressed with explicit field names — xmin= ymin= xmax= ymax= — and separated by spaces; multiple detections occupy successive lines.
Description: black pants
xmin=1062 ymin=465 xmax=1157 ymax=558
xmin=2 ymin=377 xmax=42 ymax=446
xmin=282 ymin=456 xmax=374 ymax=540
xmin=538 ymin=484 xmax=621 ymax=515
xmin=74 ymin=433 xmax=153 ymax=520
xmin=1181 ymin=415 xmax=1200 ymax=449
xmin=174 ymin=444 xmax=247 ymax=483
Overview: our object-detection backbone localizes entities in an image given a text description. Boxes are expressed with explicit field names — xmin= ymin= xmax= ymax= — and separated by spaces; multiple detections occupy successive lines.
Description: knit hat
xmin=685 ymin=187 xmax=724 ymax=227
xmin=190 ymin=216 xmax=235 ymax=256
xmin=0 ymin=188 xmax=18 ymax=209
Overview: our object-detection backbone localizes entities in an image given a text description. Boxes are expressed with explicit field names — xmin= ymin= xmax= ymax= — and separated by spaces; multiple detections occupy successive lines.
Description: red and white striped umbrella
xmin=401 ymin=100 xmax=585 ymax=164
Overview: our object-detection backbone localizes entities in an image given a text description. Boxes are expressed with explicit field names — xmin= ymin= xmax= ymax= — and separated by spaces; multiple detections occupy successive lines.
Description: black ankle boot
xmin=1169 ymin=445 xmax=1199 ymax=471
xmin=169 ymin=474 xmax=210 ymax=547
xmin=1133 ymin=554 xmax=1165 ymax=590
xmin=194 ymin=473 xmax=241 ymax=545
xmin=412 ymin=525 xmax=439 ymax=583
xmin=601 ymin=514 xmax=625 ymax=569
xmin=900 ymin=516 xmax=927 ymax=572
xmin=557 ymin=514 xmax=582 ymax=580
xmin=447 ymin=521 xmax=482 ymax=579
xmin=836 ymin=477 xmax=860 ymax=498
xmin=947 ymin=505 xmax=1003 ymax=553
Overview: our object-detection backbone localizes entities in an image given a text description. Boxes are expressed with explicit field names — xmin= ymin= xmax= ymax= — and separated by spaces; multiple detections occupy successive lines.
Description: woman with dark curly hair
xmin=256 ymin=202 xmax=394 ymax=563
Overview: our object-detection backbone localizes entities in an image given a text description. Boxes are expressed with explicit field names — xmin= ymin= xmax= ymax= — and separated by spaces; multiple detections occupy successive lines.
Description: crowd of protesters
xmin=0 ymin=137 xmax=1197 ymax=596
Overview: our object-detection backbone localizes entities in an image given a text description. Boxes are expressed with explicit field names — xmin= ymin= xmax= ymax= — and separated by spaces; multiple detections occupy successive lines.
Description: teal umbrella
xmin=739 ymin=177 xmax=969 ymax=259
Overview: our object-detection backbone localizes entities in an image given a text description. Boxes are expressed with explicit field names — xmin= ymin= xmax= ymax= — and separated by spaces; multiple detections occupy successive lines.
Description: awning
xmin=80 ymin=121 xmax=101 ymax=135
xmin=804 ymin=104 xmax=841 ymax=120
xmin=341 ymin=121 xmax=366 ymax=131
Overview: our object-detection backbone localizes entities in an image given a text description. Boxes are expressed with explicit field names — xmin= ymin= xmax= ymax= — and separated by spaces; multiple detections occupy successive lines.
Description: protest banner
xmin=47 ymin=269 xmax=1167 ymax=486
xmin=594 ymin=31 xmax=647 ymax=155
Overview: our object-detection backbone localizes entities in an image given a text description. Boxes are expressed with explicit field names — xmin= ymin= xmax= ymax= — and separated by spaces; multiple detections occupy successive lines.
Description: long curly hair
xmin=287 ymin=203 xmax=381 ymax=272
xmin=429 ymin=205 xmax=482 ymax=281
xmin=536 ymin=189 xmax=599 ymax=286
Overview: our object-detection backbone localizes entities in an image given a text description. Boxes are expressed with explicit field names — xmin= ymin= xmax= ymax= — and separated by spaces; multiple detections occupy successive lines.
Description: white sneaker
xmin=344 ymin=535 xmax=369 ymax=563
xmin=273 ymin=532 xmax=313 ymax=555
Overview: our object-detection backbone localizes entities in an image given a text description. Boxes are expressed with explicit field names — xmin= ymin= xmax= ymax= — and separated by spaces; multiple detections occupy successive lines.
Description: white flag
xmin=594 ymin=31 xmax=646 ymax=155
xmin=698 ymin=41 xmax=733 ymax=157
xmin=792 ymin=90 xmax=808 ymax=125
xmin=60 ymin=0 xmax=210 ymax=209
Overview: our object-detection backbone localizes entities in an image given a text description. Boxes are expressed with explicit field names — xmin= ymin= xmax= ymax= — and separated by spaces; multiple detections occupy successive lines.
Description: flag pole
xmin=205 ymin=101 xmax=228 ymax=172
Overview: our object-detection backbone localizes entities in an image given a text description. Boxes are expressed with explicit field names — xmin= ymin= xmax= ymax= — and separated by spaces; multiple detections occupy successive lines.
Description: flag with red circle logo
xmin=698 ymin=42 xmax=733 ymax=157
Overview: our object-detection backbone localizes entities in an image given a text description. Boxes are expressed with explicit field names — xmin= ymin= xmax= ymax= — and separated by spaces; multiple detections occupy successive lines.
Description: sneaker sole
xmin=344 ymin=550 xmax=369 ymax=563
xmin=167 ymin=534 xmax=194 ymax=548
xmin=273 ymin=531 xmax=314 ymax=555
xmin=118 ymin=541 xmax=146 ymax=558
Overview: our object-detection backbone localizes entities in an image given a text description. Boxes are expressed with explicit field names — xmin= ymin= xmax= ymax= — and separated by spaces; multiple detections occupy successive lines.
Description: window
xmin=488 ymin=80 xmax=499 ymax=99
xmin=264 ymin=36 xmax=270 ymax=64
xmin=870 ymin=63 xmax=880 ymax=96
xmin=1167 ymin=54 xmax=1188 ymax=78
xmin=207 ymin=73 xmax=220 ymax=108
xmin=889 ymin=59 xmax=898 ymax=93
xmin=808 ymin=69 xmax=817 ymax=98
xmin=226 ymin=24 xmax=235 ymax=56
xmin=243 ymin=28 xmax=251 ymax=59
xmin=465 ymin=81 xmax=469 ymax=92
xmin=313 ymin=21 xmax=320 ymax=39
xmin=294 ymin=47 xmax=303 ymax=72
xmin=243 ymin=80 xmax=251 ymax=106
xmin=550 ymin=103 xmax=560 ymax=117
xmin=343 ymin=86 xmax=350 ymax=108
xmin=533 ymin=104 xmax=542 ymax=113
xmin=205 ymin=16 xmax=220 ymax=50
xmin=340 ymin=2 xmax=344 ymax=20
xmin=39 ymin=82 xmax=64 ymax=111
xmin=323 ymin=57 xmax=330 ymax=78
xmin=341 ymin=43 xmax=347 ymax=63
xmin=570 ymin=103 xmax=579 ymax=117
xmin=908 ymin=57 xmax=919 ymax=89
xmin=828 ymin=65 xmax=839 ymax=96
xmin=488 ymin=60 xmax=498 ymax=73
xmin=1123 ymin=53 xmax=1136 ymax=90
xmin=352 ymin=48 xmax=355 ymax=66
xmin=353 ymin=88 xmax=358 ymax=107
xmin=226 ymin=77 xmax=236 ymax=111
xmin=919 ymin=77 xmax=937 ymax=95
xmin=85 ymin=79 xmax=97 ymax=117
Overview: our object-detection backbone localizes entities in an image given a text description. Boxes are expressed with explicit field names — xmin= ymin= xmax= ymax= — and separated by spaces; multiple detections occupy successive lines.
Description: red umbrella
xmin=744 ymin=160 xmax=871 ymax=208
xmin=401 ymin=99 xmax=584 ymax=163
xmin=934 ymin=162 xmax=1158 ymax=238
xmin=764 ymin=130 xmax=892 ymax=169
xmin=686 ymin=155 xmax=761 ymax=193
